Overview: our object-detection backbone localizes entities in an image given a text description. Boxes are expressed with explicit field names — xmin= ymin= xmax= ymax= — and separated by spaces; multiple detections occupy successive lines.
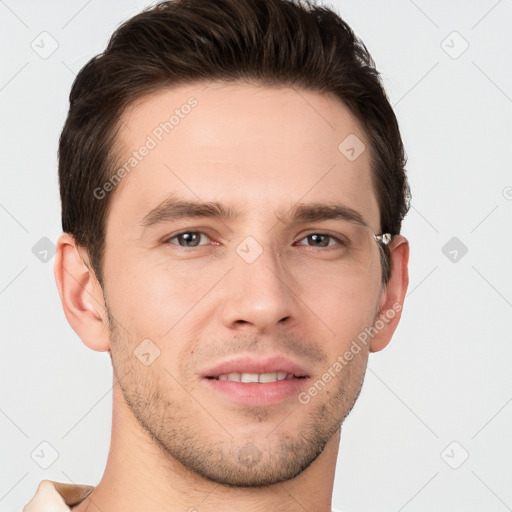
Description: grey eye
xmin=297 ymin=233 xmax=343 ymax=248
xmin=168 ymin=231 xmax=209 ymax=247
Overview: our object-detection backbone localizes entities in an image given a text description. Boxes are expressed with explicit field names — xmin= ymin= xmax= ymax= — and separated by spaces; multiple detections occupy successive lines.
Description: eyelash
xmin=163 ymin=230 xmax=347 ymax=249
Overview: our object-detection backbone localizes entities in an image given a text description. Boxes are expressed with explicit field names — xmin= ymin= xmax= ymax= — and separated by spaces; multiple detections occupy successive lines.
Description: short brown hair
xmin=58 ymin=0 xmax=410 ymax=286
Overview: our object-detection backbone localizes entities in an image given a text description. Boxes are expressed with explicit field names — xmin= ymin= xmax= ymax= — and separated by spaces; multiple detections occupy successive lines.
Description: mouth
xmin=202 ymin=373 xmax=310 ymax=406
xmin=205 ymin=372 xmax=308 ymax=383
xmin=200 ymin=356 xmax=311 ymax=406
xmin=200 ymin=354 xmax=310 ymax=381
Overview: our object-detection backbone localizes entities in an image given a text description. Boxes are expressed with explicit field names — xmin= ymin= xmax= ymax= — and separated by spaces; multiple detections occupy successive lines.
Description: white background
xmin=1 ymin=0 xmax=511 ymax=510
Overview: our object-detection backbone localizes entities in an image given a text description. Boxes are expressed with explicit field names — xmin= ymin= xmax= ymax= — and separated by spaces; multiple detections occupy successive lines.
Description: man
xmin=23 ymin=0 xmax=410 ymax=510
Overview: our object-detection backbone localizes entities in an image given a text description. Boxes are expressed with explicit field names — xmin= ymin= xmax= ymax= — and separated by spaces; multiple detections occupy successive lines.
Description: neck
xmin=74 ymin=379 xmax=341 ymax=512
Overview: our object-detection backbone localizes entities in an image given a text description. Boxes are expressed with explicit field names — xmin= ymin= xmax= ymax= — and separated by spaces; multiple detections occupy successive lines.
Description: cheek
xmin=298 ymin=268 xmax=380 ymax=334
xmin=103 ymin=251 xmax=230 ymax=339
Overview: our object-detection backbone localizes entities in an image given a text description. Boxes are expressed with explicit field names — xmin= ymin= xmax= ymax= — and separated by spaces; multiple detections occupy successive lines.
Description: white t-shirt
xmin=23 ymin=479 xmax=347 ymax=511
xmin=23 ymin=480 xmax=93 ymax=511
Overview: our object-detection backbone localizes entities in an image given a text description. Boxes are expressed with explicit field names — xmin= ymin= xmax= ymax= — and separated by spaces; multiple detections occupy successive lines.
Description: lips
xmin=200 ymin=355 xmax=310 ymax=379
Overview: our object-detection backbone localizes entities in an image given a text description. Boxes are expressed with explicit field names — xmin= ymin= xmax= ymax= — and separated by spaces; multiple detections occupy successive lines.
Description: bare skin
xmin=55 ymin=81 xmax=409 ymax=512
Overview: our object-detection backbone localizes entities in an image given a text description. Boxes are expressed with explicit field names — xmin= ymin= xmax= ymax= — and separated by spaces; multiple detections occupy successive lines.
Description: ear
xmin=369 ymin=235 xmax=409 ymax=353
xmin=53 ymin=233 xmax=111 ymax=352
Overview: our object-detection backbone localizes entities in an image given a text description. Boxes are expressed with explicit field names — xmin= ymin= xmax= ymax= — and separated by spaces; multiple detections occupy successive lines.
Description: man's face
xmin=101 ymin=82 xmax=384 ymax=486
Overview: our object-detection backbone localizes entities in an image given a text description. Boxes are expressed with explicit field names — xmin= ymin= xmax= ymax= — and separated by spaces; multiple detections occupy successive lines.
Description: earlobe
xmin=54 ymin=233 xmax=111 ymax=352
xmin=369 ymin=235 xmax=409 ymax=353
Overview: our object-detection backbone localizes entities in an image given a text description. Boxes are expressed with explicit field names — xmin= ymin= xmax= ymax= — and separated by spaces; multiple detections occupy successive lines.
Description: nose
xmin=220 ymin=242 xmax=301 ymax=334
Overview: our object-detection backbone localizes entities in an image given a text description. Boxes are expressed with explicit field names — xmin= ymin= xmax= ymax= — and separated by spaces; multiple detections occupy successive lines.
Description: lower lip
xmin=203 ymin=377 xmax=310 ymax=406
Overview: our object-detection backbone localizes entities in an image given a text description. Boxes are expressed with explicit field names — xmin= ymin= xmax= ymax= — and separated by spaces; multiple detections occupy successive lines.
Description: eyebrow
xmin=140 ymin=193 xmax=368 ymax=229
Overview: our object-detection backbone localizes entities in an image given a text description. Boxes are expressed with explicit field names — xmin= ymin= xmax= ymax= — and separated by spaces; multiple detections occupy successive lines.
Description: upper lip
xmin=201 ymin=355 xmax=310 ymax=378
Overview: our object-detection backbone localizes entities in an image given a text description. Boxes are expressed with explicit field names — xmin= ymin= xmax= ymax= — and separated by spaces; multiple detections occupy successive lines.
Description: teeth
xmin=241 ymin=373 xmax=259 ymax=383
xmin=214 ymin=372 xmax=296 ymax=383
xmin=259 ymin=372 xmax=277 ymax=383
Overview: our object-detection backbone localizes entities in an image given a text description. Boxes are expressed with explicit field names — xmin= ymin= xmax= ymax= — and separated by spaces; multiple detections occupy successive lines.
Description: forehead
xmin=109 ymin=81 xmax=379 ymax=231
